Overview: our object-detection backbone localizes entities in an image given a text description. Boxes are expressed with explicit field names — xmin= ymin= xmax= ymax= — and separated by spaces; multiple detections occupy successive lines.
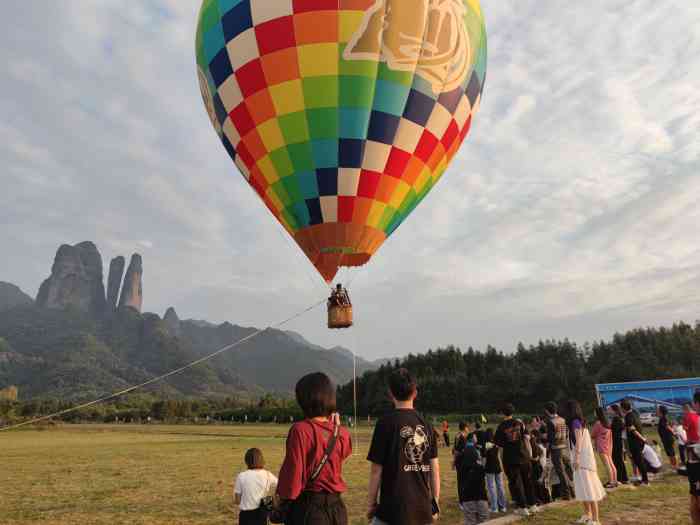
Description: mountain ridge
xmin=0 ymin=242 xmax=376 ymax=400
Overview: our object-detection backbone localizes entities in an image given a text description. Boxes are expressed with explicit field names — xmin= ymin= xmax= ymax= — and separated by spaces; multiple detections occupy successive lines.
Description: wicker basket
xmin=328 ymin=304 xmax=353 ymax=329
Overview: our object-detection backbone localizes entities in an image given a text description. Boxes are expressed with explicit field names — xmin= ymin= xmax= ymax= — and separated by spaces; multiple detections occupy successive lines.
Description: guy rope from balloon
xmin=0 ymin=298 xmax=327 ymax=432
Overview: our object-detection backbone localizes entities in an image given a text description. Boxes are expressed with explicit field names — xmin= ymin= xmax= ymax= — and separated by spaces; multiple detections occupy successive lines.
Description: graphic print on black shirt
xmin=367 ymin=409 xmax=438 ymax=525
xmin=494 ymin=418 xmax=530 ymax=465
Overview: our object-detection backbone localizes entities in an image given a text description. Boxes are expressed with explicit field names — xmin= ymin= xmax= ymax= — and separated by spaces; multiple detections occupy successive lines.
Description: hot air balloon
xmin=195 ymin=0 xmax=487 ymax=325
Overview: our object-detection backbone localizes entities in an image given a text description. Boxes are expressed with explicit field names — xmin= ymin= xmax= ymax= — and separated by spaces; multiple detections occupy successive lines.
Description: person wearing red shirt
xmin=277 ymin=372 xmax=352 ymax=525
xmin=685 ymin=397 xmax=700 ymax=525
xmin=684 ymin=405 xmax=700 ymax=444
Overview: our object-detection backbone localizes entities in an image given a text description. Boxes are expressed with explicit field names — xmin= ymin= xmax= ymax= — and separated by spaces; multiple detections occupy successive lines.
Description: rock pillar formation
xmin=36 ymin=241 xmax=106 ymax=315
xmin=163 ymin=307 xmax=181 ymax=337
xmin=106 ymin=256 xmax=125 ymax=310
xmin=118 ymin=254 xmax=143 ymax=312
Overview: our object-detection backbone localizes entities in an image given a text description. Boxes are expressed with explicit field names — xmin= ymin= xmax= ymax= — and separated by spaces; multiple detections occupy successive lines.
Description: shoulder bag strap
xmin=307 ymin=422 xmax=340 ymax=487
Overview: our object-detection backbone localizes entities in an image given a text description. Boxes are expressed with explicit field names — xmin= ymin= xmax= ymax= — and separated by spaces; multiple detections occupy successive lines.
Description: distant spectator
xmin=608 ymin=404 xmax=629 ymax=484
xmin=277 ymin=372 xmax=352 ymax=525
xmin=564 ymin=400 xmax=605 ymax=525
xmin=494 ymin=403 xmax=538 ymax=516
xmin=473 ymin=421 xmax=487 ymax=453
xmin=591 ymin=407 xmax=617 ymax=488
xmin=658 ymin=406 xmax=678 ymax=468
xmin=684 ymin=403 xmax=700 ymax=444
xmin=686 ymin=394 xmax=700 ymax=524
xmin=621 ymin=399 xmax=649 ymax=486
xmin=458 ymin=438 xmax=489 ymax=525
xmin=675 ymin=418 xmax=688 ymax=466
xmin=443 ymin=420 xmax=451 ymax=447
xmin=642 ymin=442 xmax=662 ymax=474
xmin=234 ymin=448 xmax=278 ymax=525
xmin=544 ymin=401 xmax=575 ymax=499
xmin=483 ymin=429 xmax=507 ymax=514
xmin=454 ymin=422 xmax=470 ymax=499
xmin=529 ymin=429 xmax=551 ymax=505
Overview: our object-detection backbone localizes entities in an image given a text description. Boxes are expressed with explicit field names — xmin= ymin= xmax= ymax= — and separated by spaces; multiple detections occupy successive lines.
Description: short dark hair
xmin=459 ymin=421 xmax=467 ymax=431
xmin=564 ymin=399 xmax=586 ymax=428
xmin=659 ymin=405 xmax=668 ymax=415
xmin=544 ymin=401 xmax=557 ymax=415
xmin=244 ymin=448 xmax=265 ymax=469
xmin=501 ymin=403 xmax=515 ymax=417
xmin=295 ymin=372 xmax=336 ymax=418
xmin=620 ymin=399 xmax=632 ymax=412
xmin=388 ymin=368 xmax=417 ymax=401
xmin=694 ymin=391 xmax=700 ymax=405
xmin=475 ymin=421 xmax=482 ymax=430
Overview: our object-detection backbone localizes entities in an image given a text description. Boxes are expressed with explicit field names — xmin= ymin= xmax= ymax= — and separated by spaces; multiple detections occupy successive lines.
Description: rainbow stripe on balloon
xmin=196 ymin=0 xmax=487 ymax=282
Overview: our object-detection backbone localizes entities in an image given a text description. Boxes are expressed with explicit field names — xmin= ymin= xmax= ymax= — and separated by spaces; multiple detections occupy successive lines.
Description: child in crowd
xmin=530 ymin=430 xmax=551 ymax=505
xmin=234 ymin=448 xmax=278 ymax=525
xmin=675 ymin=418 xmax=688 ymax=468
xmin=458 ymin=438 xmax=489 ymax=525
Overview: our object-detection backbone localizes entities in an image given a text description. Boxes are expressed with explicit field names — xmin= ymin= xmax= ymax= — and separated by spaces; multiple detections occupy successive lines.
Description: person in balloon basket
xmin=367 ymin=368 xmax=440 ymax=525
xmin=276 ymin=372 xmax=352 ymax=525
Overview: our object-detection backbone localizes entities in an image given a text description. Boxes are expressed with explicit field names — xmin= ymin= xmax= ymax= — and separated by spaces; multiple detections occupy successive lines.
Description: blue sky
xmin=1 ymin=1 xmax=699 ymax=360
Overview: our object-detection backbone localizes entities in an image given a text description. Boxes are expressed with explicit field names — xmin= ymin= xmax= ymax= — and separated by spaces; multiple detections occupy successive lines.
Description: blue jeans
xmin=485 ymin=472 xmax=507 ymax=512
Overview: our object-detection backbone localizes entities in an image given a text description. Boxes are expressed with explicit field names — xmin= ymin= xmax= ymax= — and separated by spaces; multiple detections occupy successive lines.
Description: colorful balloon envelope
xmin=196 ymin=0 xmax=487 ymax=282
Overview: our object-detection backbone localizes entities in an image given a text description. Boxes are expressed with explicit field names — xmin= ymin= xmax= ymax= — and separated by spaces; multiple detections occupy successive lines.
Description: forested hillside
xmin=338 ymin=322 xmax=700 ymax=415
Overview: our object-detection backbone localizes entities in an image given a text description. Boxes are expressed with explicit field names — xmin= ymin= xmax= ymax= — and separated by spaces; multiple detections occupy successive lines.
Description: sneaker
xmin=529 ymin=505 xmax=541 ymax=514
xmin=499 ymin=508 xmax=507 ymax=513
xmin=604 ymin=481 xmax=618 ymax=489
xmin=515 ymin=508 xmax=531 ymax=517
xmin=575 ymin=515 xmax=592 ymax=523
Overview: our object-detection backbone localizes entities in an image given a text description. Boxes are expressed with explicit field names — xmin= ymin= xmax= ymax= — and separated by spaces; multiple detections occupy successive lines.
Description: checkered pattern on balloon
xmin=196 ymin=0 xmax=487 ymax=282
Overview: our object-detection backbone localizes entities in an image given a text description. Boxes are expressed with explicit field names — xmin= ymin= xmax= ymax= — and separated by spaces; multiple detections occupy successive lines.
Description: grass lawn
xmin=0 ymin=423 xmax=689 ymax=525
xmin=0 ymin=423 xmax=459 ymax=525
xmin=530 ymin=472 xmax=690 ymax=525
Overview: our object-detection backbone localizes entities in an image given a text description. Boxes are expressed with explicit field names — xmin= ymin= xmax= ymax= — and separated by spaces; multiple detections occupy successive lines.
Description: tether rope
xmin=0 ymin=298 xmax=327 ymax=432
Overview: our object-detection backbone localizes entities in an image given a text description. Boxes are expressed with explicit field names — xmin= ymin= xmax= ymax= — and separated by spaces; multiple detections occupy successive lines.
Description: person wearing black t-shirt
xmin=459 ymin=442 xmax=489 ymax=524
xmin=493 ymin=404 xmax=539 ymax=516
xmin=484 ymin=429 xmax=507 ymax=513
xmin=608 ymin=404 xmax=629 ymax=484
xmin=657 ymin=405 xmax=678 ymax=468
xmin=367 ymin=368 xmax=440 ymax=525
xmin=621 ymin=399 xmax=648 ymax=486
xmin=453 ymin=422 xmax=470 ymax=501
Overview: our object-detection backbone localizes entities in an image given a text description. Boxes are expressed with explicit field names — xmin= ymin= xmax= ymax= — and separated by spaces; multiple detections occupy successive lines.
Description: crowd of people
xmin=231 ymin=369 xmax=700 ymax=525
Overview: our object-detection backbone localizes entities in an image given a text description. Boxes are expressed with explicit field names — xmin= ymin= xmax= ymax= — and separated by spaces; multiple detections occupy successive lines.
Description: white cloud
xmin=1 ymin=0 xmax=698 ymax=360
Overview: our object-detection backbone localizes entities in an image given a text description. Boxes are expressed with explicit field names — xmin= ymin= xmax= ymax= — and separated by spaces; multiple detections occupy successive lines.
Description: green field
xmin=0 ymin=424 xmax=690 ymax=525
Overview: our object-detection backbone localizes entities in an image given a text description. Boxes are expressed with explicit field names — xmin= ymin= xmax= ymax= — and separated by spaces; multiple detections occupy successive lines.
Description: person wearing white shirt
xmin=675 ymin=421 xmax=689 ymax=466
xmin=642 ymin=443 xmax=662 ymax=474
xmin=234 ymin=448 xmax=278 ymax=525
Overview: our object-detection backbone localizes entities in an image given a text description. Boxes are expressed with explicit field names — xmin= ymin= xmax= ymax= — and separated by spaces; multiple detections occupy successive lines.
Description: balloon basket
xmin=328 ymin=304 xmax=353 ymax=329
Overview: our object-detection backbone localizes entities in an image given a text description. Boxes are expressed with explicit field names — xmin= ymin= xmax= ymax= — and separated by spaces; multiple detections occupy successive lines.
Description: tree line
xmin=337 ymin=321 xmax=700 ymax=416
xmin=0 ymin=393 xmax=303 ymax=426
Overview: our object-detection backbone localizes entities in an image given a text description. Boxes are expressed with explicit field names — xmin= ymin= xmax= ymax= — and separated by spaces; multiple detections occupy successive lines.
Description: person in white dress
xmin=565 ymin=400 xmax=606 ymax=525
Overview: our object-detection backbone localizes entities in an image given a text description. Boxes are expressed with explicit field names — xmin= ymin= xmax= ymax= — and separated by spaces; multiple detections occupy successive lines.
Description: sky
xmin=1 ymin=1 xmax=699 ymax=361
